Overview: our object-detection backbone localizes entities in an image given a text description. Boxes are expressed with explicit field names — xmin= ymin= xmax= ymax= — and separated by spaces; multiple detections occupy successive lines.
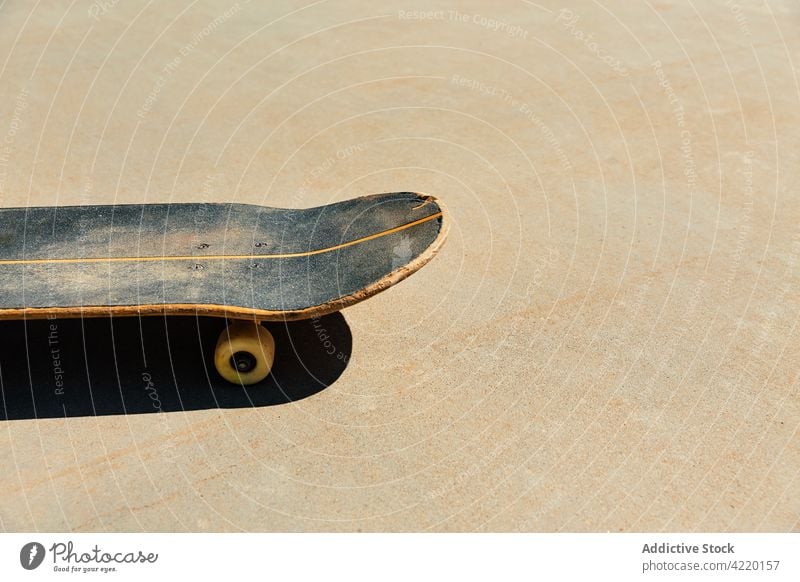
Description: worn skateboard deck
xmin=0 ymin=192 xmax=447 ymax=321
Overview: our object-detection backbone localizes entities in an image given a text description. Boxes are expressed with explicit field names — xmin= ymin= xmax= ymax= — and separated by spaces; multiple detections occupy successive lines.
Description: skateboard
xmin=0 ymin=191 xmax=447 ymax=385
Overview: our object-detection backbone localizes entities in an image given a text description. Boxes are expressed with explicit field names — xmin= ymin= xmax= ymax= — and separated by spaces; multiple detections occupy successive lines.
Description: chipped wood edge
xmin=0 ymin=194 xmax=449 ymax=323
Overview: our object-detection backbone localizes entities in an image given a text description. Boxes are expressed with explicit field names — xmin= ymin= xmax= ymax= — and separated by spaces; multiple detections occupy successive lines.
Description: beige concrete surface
xmin=0 ymin=0 xmax=798 ymax=532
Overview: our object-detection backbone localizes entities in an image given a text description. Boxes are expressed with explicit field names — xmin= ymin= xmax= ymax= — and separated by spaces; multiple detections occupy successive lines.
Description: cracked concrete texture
xmin=0 ymin=0 xmax=798 ymax=532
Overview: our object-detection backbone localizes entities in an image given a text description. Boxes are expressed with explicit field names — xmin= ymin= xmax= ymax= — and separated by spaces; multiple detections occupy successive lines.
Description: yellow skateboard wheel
xmin=214 ymin=320 xmax=275 ymax=385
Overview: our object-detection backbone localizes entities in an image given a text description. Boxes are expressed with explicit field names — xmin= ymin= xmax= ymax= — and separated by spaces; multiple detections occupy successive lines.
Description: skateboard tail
xmin=275 ymin=193 xmax=449 ymax=320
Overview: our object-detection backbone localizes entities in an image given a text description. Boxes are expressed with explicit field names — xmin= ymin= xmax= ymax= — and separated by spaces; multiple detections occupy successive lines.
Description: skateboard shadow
xmin=0 ymin=314 xmax=351 ymax=420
